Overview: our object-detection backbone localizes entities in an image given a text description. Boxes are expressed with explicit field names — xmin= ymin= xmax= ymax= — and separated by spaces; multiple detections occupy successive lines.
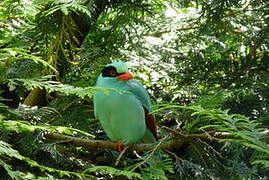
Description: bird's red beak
xmin=117 ymin=72 xmax=133 ymax=81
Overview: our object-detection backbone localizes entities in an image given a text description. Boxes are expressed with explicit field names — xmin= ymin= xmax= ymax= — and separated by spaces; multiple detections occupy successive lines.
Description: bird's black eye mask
xmin=102 ymin=66 xmax=124 ymax=77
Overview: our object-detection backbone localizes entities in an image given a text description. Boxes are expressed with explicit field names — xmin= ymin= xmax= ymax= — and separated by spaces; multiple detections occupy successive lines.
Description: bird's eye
xmin=102 ymin=66 xmax=118 ymax=77
xmin=109 ymin=70 xmax=117 ymax=76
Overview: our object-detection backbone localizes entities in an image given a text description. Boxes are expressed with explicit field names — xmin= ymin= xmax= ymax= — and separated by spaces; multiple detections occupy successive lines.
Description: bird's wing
xmin=144 ymin=107 xmax=158 ymax=139
xmin=127 ymin=80 xmax=157 ymax=139
xmin=126 ymin=80 xmax=152 ymax=110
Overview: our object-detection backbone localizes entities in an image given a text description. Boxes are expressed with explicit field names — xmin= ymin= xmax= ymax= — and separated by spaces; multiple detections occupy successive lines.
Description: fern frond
xmin=140 ymin=157 xmax=174 ymax=180
xmin=0 ymin=120 xmax=94 ymax=138
xmin=0 ymin=158 xmax=27 ymax=180
xmin=0 ymin=48 xmax=58 ymax=75
xmin=154 ymin=104 xmax=269 ymax=169
xmin=189 ymin=106 xmax=269 ymax=168
xmin=43 ymin=0 xmax=91 ymax=17
xmin=174 ymin=158 xmax=205 ymax=179
xmin=9 ymin=76 xmax=131 ymax=99
xmin=0 ymin=140 xmax=96 ymax=179
xmin=252 ymin=160 xmax=269 ymax=168
xmin=83 ymin=166 xmax=142 ymax=179
xmin=9 ymin=76 xmax=94 ymax=98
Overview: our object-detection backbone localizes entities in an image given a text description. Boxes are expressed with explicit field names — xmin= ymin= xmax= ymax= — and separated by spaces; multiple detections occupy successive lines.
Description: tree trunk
xmin=23 ymin=88 xmax=47 ymax=107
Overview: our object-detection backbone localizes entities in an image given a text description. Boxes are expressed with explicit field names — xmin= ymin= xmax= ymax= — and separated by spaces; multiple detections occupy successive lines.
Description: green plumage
xmin=93 ymin=62 xmax=155 ymax=145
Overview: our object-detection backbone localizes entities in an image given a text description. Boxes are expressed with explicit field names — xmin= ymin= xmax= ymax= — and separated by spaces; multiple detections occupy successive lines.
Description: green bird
xmin=93 ymin=61 xmax=157 ymax=151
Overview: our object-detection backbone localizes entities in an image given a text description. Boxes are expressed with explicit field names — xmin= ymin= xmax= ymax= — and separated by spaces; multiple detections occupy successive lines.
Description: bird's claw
xmin=114 ymin=141 xmax=125 ymax=152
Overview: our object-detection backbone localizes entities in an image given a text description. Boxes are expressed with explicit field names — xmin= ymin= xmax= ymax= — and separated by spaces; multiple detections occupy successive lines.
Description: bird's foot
xmin=114 ymin=141 xmax=125 ymax=152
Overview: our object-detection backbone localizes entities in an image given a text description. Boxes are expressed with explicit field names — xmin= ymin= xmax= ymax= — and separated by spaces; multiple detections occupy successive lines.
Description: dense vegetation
xmin=0 ymin=0 xmax=268 ymax=179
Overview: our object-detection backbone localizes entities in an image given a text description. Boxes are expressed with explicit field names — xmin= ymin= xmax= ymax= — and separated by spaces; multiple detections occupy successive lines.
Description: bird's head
xmin=101 ymin=61 xmax=133 ymax=81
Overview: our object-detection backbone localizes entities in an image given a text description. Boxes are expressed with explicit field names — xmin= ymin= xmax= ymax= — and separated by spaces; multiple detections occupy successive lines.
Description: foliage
xmin=0 ymin=139 xmax=96 ymax=179
xmin=84 ymin=166 xmax=142 ymax=179
xmin=0 ymin=0 xmax=269 ymax=179
xmin=0 ymin=48 xmax=57 ymax=82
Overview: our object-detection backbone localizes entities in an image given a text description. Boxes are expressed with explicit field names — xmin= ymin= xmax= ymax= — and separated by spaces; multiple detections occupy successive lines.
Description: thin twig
xmin=164 ymin=149 xmax=182 ymax=161
xmin=162 ymin=126 xmax=185 ymax=137
xmin=114 ymin=146 xmax=129 ymax=167
xmin=130 ymin=136 xmax=168 ymax=172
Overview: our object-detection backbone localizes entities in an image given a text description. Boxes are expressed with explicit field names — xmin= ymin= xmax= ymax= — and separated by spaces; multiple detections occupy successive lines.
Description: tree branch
xmin=43 ymin=130 xmax=259 ymax=152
